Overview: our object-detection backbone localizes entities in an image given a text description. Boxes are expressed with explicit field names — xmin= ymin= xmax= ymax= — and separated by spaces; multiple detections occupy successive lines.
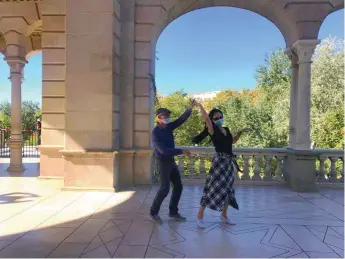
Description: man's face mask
xmin=162 ymin=118 xmax=171 ymax=124
xmin=159 ymin=115 xmax=170 ymax=124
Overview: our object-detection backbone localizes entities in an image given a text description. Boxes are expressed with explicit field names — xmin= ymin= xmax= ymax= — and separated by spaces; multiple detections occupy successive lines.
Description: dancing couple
xmin=150 ymin=99 xmax=251 ymax=228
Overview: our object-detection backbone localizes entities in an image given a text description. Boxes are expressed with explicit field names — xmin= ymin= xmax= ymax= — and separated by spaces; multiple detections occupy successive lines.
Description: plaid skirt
xmin=200 ymin=152 xmax=239 ymax=211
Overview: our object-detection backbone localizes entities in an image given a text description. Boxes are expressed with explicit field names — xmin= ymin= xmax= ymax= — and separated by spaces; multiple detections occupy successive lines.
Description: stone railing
xmin=170 ymin=147 xmax=344 ymax=185
xmin=312 ymin=149 xmax=344 ymax=183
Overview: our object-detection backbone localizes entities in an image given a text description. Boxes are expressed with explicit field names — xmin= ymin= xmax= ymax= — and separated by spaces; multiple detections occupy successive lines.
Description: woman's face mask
xmin=214 ymin=119 xmax=224 ymax=127
xmin=213 ymin=112 xmax=224 ymax=127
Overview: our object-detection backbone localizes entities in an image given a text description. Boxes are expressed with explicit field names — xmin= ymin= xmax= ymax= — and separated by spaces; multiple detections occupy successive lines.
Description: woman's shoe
xmin=220 ymin=215 xmax=236 ymax=225
xmin=196 ymin=218 xmax=206 ymax=229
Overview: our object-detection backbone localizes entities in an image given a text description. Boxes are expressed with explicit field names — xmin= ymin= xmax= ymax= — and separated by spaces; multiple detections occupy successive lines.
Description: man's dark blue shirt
xmin=152 ymin=108 xmax=192 ymax=159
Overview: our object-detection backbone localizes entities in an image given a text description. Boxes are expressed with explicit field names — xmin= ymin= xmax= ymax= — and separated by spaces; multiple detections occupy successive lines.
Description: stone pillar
xmin=2 ymin=30 xmax=29 ymax=173
xmin=119 ymin=0 xmax=136 ymax=186
xmin=292 ymin=39 xmax=320 ymax=150
xmin=62 ymin=0 xmax=121 ymax=191
xmin=6 ymin=56 xmax=26 ymax=172
xmin=285 ymin=39 xmax=320 ymax=192
xmin=39 ymin=0 xmax=67 ymax=179
xmin=130 ymin=2 xmax=163 ymax=185
xmin=284 ymin=49 xmax=299 ymax=149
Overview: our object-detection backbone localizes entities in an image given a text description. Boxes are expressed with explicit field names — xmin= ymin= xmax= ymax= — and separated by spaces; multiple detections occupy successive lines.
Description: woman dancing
xmin=192 ymin=101 xmax=251 ymax=228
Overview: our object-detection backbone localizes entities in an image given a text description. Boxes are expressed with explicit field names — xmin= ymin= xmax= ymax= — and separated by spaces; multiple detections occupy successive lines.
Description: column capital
xmin=284 ymin=48 xmax=293 ymax=59
xmin=291 ymin=39 xmax=320 ymax=64
xmin=284 ymin=48 xmax=298 ymax=67
xmin=5 ymin=57 xmax=26 ymax=81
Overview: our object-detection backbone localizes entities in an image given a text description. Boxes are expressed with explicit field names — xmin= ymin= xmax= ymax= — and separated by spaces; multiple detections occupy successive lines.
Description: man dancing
xmin=150 ymin=101 xmax=195 ymax=225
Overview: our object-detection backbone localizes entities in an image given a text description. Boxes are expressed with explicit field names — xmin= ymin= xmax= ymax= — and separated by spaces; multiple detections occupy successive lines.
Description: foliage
xmin=255 ymin=49 xmax=291 ymax=89
xmin=156 ymin=37 xmax=344 ymax=150
xmin=0 ymin=101 xmax=11 ymax=128
xmin=310 ymin=37 xmax=344 ymax=149
xmin=0 ymin=100 xmax=41 ymax=130
xmin=156 ymin=90 xmax=204 ymax=146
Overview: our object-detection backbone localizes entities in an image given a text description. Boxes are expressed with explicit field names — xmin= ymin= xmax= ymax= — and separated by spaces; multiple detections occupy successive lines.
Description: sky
xmin=0 ymin=7 xmax=343 ymax=105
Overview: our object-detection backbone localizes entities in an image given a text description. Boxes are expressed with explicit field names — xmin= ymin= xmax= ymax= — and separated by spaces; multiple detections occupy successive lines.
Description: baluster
xmin=329 ymin=157 xmax=338 ymax=182
xmin=178 ymin=155 xmax=185 ymax=177
xmin=199 ymin=154 xmax=206 ymax=177
xmin=189 ymin=154 xmax=195 ymax=178
xmin=234 ymin=155 xmax=240 ymax=180
xmin=273 ymin=156 xmax=284 ymax=182
xmin=341 ymin=157 xmax=344 ymax=182
xmin=317 ymin=156 xmax=327 ymax=182
xmin=241 ymin=155 xmax=251 ymax=180
xmin=263 ymin=156 xmax=273 ymax=181
xmin=252 ymin=155 xmax=261 ymax=181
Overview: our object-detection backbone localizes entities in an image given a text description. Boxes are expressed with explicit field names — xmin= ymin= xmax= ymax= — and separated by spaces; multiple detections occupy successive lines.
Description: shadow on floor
xmin=0 ymin=192 xmax=40 ymax=204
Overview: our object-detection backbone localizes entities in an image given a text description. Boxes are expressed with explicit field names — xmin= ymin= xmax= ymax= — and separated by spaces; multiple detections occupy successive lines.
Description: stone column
xmin=285 ymin=39 xmax=320 ymax=192
xmin=62 ymin=0 xmax=120 ymax=191
xmin=284 ymin=49 xmax=299 ymax=149
xmin=39 ymin=0 xmax=66 ymax=179
xmin=119 ymin=0 xmax=136 ymax=186
xmin=6 ymin=57 xmax=26 ymax=172
xmin=292 ymin=39 xmax=320 ymax=150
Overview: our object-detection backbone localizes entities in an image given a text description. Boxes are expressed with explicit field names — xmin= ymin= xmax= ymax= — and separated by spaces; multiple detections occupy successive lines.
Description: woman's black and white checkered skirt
xmin=200 ymin=152 xmax=239 ymax=211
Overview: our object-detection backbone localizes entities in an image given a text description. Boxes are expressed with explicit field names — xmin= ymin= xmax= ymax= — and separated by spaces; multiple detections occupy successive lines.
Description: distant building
xmin=189 ymin=91 xmax=221 ymax=101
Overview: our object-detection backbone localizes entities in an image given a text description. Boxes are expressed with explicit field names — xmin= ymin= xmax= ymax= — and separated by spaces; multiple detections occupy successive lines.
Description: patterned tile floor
xmin=0 ymin=162 xmax=344 ymax=258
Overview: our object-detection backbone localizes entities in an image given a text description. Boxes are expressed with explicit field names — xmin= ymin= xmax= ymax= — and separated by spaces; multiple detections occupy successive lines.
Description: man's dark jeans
xmin=150 ymin=157 xmax=183 ymax=216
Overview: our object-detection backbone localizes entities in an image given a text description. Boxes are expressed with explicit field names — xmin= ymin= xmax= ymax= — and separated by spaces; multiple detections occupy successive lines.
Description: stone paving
xmin=0 ymin=161 xmax=344 ymax=258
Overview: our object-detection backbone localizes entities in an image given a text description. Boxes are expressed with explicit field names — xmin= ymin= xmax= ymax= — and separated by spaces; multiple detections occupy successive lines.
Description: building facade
xmin=0 ymin=0 xmax=343 ymax=191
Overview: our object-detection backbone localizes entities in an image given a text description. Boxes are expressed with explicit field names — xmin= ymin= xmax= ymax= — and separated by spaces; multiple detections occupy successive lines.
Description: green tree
xmin=311 ymin=37 xmax=344 ymax=148
xmin=155 ymin=90 xmax=204 ymax=146
xmin=0 ymin=100 xmax=41 ymax=130
xmin=155 ymin=37 xmax=343 ymax=150
xmin=22 ymin=101 xmax=41 ymax=130
xmin=0 ymin=101 xmax=11 ymax=128
xmin=255 ymin=49 xmax=291 ymax=89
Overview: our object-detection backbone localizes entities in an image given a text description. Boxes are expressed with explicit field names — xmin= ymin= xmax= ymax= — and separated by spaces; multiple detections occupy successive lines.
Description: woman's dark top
xmin=210 ymin=123 xmax=233 ymax=155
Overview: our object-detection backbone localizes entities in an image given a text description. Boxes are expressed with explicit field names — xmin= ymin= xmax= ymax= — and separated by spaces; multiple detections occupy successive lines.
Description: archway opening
xmin=154 ymin=6 xmax=286 ymax=148
xmin=0 ymin=50 xmax=42 ymax=171
xmin=22 ymin=52 xmax=42 ymax=160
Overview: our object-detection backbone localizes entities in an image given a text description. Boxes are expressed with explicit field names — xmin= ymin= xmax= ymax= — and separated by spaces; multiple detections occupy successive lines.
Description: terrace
xmin=0 ymin=146 xmax=343 ymax=258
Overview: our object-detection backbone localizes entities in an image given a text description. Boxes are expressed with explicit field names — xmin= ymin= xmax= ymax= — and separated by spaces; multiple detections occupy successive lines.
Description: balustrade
xmin=153 ymin=147 xmax=344 ymax=185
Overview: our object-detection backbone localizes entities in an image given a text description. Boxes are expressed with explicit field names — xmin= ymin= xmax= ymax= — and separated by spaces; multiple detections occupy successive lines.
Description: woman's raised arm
xmin=195 ymin=101 xmax=214 ymax=135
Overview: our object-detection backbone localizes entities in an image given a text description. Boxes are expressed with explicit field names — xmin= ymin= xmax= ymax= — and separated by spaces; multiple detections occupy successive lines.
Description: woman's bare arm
xmin=233 ymin=128 xmax=252 ymax=144
xmin=195 ymin=102 xmax=214 ymax=135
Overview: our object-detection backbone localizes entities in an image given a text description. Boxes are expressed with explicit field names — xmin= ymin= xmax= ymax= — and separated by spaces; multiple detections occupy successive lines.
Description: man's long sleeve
xmin=152 ymin=130 xmax=183 ymax=157
xmin=169 ymin=108 xmax=192 ymax=131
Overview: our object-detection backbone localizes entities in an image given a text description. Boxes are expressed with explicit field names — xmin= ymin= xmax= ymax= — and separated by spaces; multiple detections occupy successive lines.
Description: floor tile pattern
xmin=0 ymin=171 xmax=343 ymax=258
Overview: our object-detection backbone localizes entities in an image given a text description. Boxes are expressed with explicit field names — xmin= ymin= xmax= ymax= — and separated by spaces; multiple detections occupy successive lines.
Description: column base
xmin=118 ymin=149 xmax=153 ymax=186
xmin=38 ymin=145 xmax=64 ymax=178
xmin=285 ymin=149 xmax=317 ymax=192
xmin=7 ymin=164 xmax=25 ymax=173
xmin=7 ymin=139 xmax=24 ymax=173
xmin=60 ymin=150 xmax=119 ymax=190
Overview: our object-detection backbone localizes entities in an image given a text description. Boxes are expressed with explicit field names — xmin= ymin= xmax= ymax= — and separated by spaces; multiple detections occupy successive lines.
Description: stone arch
xmin=0 ymin=32 xmax=5 ymax=54
xmin=150 ymin=0 xmax=298 ymax=48
xmin=129 ymin=0 xmax=299 ymax=185
xmin=328 ymin=0 xmax=344 ymax=14
xmin=26 ymin=23 xmax=42 ymax=59
xmin=318 ymin=4 xmax=344 ymax=38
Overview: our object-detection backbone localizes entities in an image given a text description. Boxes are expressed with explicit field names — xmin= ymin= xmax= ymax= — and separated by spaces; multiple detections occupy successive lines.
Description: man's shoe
xmin=169 ymin=213 xmax=186 ymax=221
xmin=150 ymin=214 xmax=162 ymax=225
